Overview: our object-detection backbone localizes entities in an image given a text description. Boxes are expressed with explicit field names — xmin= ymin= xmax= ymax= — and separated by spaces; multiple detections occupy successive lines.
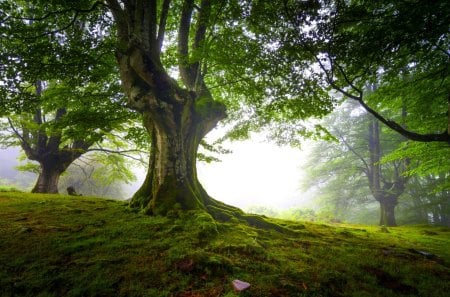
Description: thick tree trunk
xmin=129 ymin=91 xmax=227 ymax=215
xmin=106 ymin=1 xmax=297 ymax=233
xmin=31 ymin=163 xmax=64 ymax=194
xmin=379 ymin=198 xmax=397 ymax=227
xmin=441 ymin=197 xmax=450 ymax=227
xmin=28 ymin=149 xmax=85 ymax=194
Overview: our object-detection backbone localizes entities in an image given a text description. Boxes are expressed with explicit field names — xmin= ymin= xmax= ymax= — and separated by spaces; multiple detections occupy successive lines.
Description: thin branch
xmin=7 ymin=118 xmax=25 ymax=147
xmin=157 ymin=0 xmax=171 ymax=53
xmin=192 ymin=0 xmax=212 ymax=91
xmin=87 ymin=147 xmax=148 ymax=163
xmin=335 ymin=62 xmax=363 ymax=96
xmin=337 ymin=130 xmax=370 ymax=173
xmin=19 ymin=2 xmax=103 ymax=40
xmin=105 ymin=0 xmax=128 ymax=44
xmin=178 ymin=0 xmax=195 ymax=89
xmin=8 ymin=1 xmax=103 ymax=22
xmin=23 ymin=11 xmax=81 ymax=40
xmin=314 ymin=55 xmax=362 ymax=100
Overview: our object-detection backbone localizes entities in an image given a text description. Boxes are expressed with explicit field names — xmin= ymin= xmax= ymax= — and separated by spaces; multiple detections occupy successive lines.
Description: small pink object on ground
xmin=232 ymin=279 xmax=251 ymax=292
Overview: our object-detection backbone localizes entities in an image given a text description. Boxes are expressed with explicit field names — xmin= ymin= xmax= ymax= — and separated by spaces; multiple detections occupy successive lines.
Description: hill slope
xmin=0 ymin=192 xmax=449 ymax=297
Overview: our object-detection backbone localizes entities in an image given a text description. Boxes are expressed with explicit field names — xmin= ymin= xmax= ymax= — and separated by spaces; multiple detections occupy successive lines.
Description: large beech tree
xmin=1 ymin=0 xmax=331 ymax=218
xmin=102 ymin=0 xmax=332 ymax=216
xmin=105 ymin=0 xmax=228 ymax=214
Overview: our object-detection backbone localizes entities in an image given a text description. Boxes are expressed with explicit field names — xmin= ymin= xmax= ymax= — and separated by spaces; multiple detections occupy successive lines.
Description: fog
xmin=197 ymin=137 xmax=310 ymax=210
xmin=0 ymin=136 xmax=311 ymax=211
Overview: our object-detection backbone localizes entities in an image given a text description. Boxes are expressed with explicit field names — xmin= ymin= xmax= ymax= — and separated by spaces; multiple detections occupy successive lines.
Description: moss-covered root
xmin=241 ymin=214 xmax=298 ymax=235
xmin=206 ymin=203 xmax=298 ymax=236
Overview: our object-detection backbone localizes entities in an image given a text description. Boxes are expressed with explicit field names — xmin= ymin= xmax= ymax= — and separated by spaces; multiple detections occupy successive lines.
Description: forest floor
xmin=0 ymin=191 xmax=449 ymax=297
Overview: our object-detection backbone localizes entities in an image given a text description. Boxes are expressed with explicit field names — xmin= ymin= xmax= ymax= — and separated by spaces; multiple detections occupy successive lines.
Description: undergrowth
xmin=0 ymin=192 xmax=449 ymax=296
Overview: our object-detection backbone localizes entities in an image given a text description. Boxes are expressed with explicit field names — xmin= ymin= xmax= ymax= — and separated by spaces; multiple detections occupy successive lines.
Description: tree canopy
xmin=249 ymin=0 xmax=450 ymax=143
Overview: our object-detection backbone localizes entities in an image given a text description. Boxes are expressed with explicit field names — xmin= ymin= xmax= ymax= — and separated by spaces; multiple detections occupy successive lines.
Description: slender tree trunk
xmin=412 ymin=195 xmax=427 ymax=223
xmin=379 ymin=201 xmax=386 ymax=226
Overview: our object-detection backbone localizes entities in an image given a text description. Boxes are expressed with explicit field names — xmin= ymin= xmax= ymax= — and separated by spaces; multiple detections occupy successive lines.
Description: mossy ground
xmin=0 ymin=192 xmax=449 ymax=297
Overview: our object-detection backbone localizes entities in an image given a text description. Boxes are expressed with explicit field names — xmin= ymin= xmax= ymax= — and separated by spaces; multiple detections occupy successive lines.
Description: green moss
xmin=1 ymin=192 xmax=449 ymax=297
xmin=186 ymin=210 xmax=219 ymax=238
xmin=194 ymin=95 xmax=225 ymax=118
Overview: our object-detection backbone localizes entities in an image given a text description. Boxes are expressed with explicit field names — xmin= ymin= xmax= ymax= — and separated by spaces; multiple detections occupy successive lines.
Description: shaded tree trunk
xmin=32 ymin=162 xmax=65 ymax=194
xmin=379 ymin=197 xmax=397 ymax=226
xmin=28 ymin=150 xmax=87 ymax=194
xmin=108 ymin=0 xmax=228 ymax=215
xmin=411 ymin=191 xmax=428 ymax=223
xmin=367 ymin=118 xmax=407 ymax=226
xmin=128 ymin=86 xmax=227 ymax=215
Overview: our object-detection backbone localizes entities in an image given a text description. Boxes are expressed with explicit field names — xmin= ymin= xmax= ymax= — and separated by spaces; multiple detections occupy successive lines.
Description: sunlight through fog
xmin=197 ymin=135 xmax=310 ymax=210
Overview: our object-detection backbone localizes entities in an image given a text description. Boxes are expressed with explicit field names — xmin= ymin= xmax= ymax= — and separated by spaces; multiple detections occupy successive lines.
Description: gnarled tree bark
xmin=106 ymin=1 xmax=295 ymax=233
xmin=107 ymin=0 xmax=229 ymax=215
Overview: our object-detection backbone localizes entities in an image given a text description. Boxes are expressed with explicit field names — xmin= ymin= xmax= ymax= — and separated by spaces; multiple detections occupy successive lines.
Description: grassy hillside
xmin=0 ymin=192 xmax=449 ymax=297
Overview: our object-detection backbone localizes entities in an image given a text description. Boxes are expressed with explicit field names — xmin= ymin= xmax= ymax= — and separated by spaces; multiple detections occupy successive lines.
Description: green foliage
xmin=1 ymin=192 xmax=450 ymax=297
xmin=0 ymin=185 xmax=21 ymax=192
xmin=302 ymin=100 xmax=449 ymax=226
xmin=0 ymin=0 xmax=146 ymax=194
xmin=15 ymin=162 xmax=40 ymax=175
xmin=58 ymin=152 xmax=140 ymax=198
xmin=383 ymin=142 xmax=450 ymax=191
xmin=0 ymin=0 xmax=115 ymax=113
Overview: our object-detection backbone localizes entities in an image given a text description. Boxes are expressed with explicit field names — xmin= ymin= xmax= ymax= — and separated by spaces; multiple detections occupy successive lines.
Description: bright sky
xmin=197 ymin=133 xmax=310 ymax=210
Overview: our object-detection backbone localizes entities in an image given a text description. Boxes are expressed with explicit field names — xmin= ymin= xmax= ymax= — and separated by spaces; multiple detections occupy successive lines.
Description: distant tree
xmin=248 ymin=0 xmax=449 ymax=143
xmin=303 ymin=102 xmax=409 ymax=226
xmin=1 ymin=81 xmax=135 ymax=193
xmin=302 ymin=107 xmax=375 ymax=224
xmin=0 ymin=2 xmax=144 ymax=193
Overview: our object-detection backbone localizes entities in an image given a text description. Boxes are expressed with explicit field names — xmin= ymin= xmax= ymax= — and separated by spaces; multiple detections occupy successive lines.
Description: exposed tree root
xmin=129 ymin=176 xmax=298 ymax=235
xmin=205 ymin=201 xmax=298 ymax=236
